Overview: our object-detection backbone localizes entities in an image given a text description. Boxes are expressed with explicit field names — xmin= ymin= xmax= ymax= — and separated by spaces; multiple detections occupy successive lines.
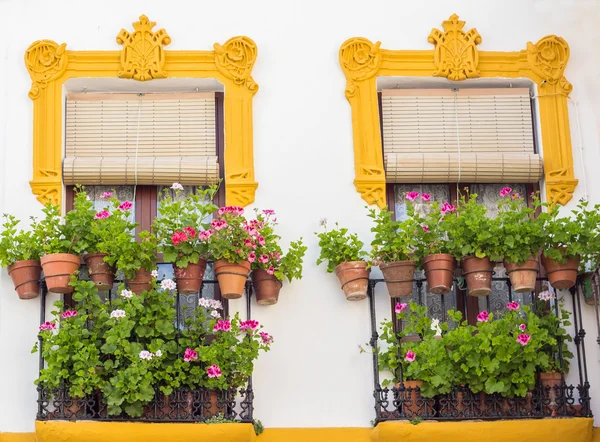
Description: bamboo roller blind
xmin=381 ymin=88 xmax=543 ymax=183
xmin=63 ymin=92 xmax=219 ymax=185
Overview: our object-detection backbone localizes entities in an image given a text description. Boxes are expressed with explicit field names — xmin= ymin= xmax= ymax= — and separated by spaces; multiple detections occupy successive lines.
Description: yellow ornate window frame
xmin=339 ymin=14 xmax=577 ymax=209
xmin=25 ymin=15 xmax=259 ymax=208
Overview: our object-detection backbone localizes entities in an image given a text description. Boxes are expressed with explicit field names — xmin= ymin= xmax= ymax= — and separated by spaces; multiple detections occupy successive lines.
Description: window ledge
xmin=373 ymin=418 xmax=594 ymax=442
xmin=35 ymin=421 xmax=256 ymax=442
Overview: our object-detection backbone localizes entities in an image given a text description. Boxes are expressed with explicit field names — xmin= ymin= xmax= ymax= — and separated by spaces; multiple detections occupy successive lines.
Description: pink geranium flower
xmin=517 ymin=334 xmax=531 ymax=346
xmin=406 ymin=192 xmax=420 ymax=201
xmin=506 ymin=301 xmax=520 ymax=311
xmin=198 ymin=230 xmax=213 ymax=241
xmin=171 ymin=231 xmax=188 ymax=246
xmin=500 ymin=187 xmax=513 ymax=197
xmin=240 ymin=319 xmax=260 ymax=332
xmin=118 ymin=201 xmax=133 ymax=211
xmin=94 ymin=210 xmax=110 ymax=219
xmin=258 ymin=236 xmax=266 ymax=246
xmin=61 ymin=310 xmax=78 ymax=319
xmin=258 ymin=254 xmax=269 ymax=264
xmin=207 ymin=364 xmax=222 ymax=378
xmin=267 ymin=266 xmax=275 ymax=275
xmin=440 ymin=202 xmax=456 ymax=215
xmin=272 ymin=251 xmax=281 ymax=260
xmin=259 ymin=331 xmax=273 ymax=344
xmin=421 ymin=225 xmax=429 ymax=233
xmin=421 ymin=193 xmax=431 ymax=202
xmin=39 ymin=321 xmax=56 ymax=331
xmin=248 ymin=252 xmax=257 ymax=263
xmin=183 ymin=348 xmax=198 ymax=362
xmin=262 ymin=209 xmax=275 ymax=215
xmin=183 ymin=226 xmax=197 ymax=238
xmin=519 ymin=323 xmax=527 ymax=331
xmin=477 ymin=310 xmax=489 ymax=322
xmin=511 ymin=193 xmax=521 ymax=200
xmin=211 ymin=219 xmax=228 ymax=231
xmin=404 ymin=350 xmax=416 ymax=362
xmin=213 ymin=320 xmax=231 ymax=332
xmin=395 ymin=302 xmax=408 ymax=314
xmin=100 ymin=191 xmax=113 ymax=199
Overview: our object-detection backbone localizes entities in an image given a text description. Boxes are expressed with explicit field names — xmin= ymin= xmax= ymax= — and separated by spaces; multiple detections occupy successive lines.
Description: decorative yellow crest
xmin=214 ymin=36 xmax=259 ymax=94
xmin=526 ymin=35 xmax=572 ymax=95
xmin=116 ymin=15 xmax=171 ymax=81
xmin=25 ymin=40 xmax=67 ymax=100
xmin=339 ymin=38 xmax=381 ymax=99
xmin=428 ymin=14 xmax=482 ymax=81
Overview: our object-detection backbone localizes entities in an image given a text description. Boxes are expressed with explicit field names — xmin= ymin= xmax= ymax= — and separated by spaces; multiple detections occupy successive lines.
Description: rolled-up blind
xmin=63 ymin=92 xmax=219 ymax=185
xmin=381 ymin=88 xmax=543 ymax=183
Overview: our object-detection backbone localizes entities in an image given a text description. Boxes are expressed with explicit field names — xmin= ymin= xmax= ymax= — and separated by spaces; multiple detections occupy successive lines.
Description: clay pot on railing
xmin=334 ymin=261 xmax=369 ymax=301
xmin=380 ymin=260 xmax=416 ymax=298
xmin=40 ymin=253 xmax=81 ymax=293
xmin=174 ymin=259 xmax=207 ymax=294
xmin=215 ymin=260 xmax=251 ymax=299
xmin=504 ymin=256 xmax=539 ymax=293
xmin=251 ymin=269 xmax=283 ymax=305
xmin=541 ymin=250 xmax=580 ymax=290
xmin=397 ymin=380 xmax=424 ymax=418
xmin=7 ymin=260 xmax=41 ymax=299
xmin=126 ymin=268 xmax=153 ymax=295
xmin=423 ymin=254 xmax=456 ymax=295
xmin=84 ymin=253 xmax=115 ymax=291
xmin=461 ymin=256 xmax=494 ymax=297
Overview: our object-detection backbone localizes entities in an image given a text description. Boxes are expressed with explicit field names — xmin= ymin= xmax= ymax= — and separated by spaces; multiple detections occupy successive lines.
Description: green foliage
xmin=535 ymin=294 xmax=573 ymax=373
xmin=315 ymin=221 xmax=366 ymax=273
xmin=539 ymin=199 xmax=600 ymax=269
xmin=368 ymin=206 xmax=424 ymax=264
xmin=89 ymin=194 xmax=138 ymax=258
xmin=251 ymin=210 xmax=307 ymax=282
xmin=442 ymin=192 xmax=502 ymax=261
xmin=206 ymin=207 xmax=254 ymax=264
xmin=153 ymin=185 xmax=219 ymax=268
xmin=62 ymin=188 xmax=95 ymax=255
xmin=0 ymin=214 xmax=43 ymax=267
xmin=35 ymin=202 xmax=71 ymax=255
xmin=106 ymin=230 xmax=158 ymax=280
xmin=496 ymin=192 xmax=545 ymax=265
xmin=421 ymin=201 xmax=452 ymax=255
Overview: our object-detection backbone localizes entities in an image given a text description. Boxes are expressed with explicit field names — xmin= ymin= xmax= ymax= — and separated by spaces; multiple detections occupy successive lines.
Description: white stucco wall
xmin=1 ymin=0 xmax=600 ymax=432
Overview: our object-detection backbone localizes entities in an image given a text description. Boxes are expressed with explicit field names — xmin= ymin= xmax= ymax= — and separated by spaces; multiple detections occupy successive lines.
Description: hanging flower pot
xmin=422 ymin=254 xmax=456 ymax=295
xmin=541 ymin=251 xmax=580 ymax=290
xmin=84 ymin=253 xmax=115 ymax=291
xmin=7 ymin=260 xmax=42 ymax=299
xmin=251 ymin=269 xmax=283 ymax=305
xmin=461 ymin=256 xmax=493 ymax=297
xmin=40 ymin=253 xmax=81 ymax=294
xmin=504 ymin=256 xmax=539 ymax=293
xmin=334 ymin=261 xmax=369 ymax=301
xmin=380 ymin=261 xmax=416 ymax=298
xmin=215 ymin=260 xmax=251 ymax=299
xmin=174 ymin=259 xmax=207 ymax=294
xmin=126 ymin=268 xmax=153 ymax=295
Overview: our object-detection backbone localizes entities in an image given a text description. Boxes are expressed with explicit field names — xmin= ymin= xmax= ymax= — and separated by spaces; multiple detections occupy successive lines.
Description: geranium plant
xmin=535 ymin=290 xmax=573 ymax=373
xmin=315 ymin=221 xmax=367 ymax=273
xmin=105 ymin=230 xmax=159 ymax=280
xmin=206 ymin=206 xmax=255 ymax=264
xmin=153 ymin=184 xmax=219 ymax=268
xmin=250 ymin=210 xmax=307 ymax=281
xmin=88 ymin=192 xmax=138 ymax=256
xmin=0 ymin=214 xmax=43 ymax=267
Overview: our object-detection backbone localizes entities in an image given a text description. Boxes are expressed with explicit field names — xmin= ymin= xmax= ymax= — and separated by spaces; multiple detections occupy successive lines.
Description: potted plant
xmin=85 ymin=191 xmax=138 ymax=290
xmin=443 ymin=192 xmax=502 ymax=296
xmin=154 ymin=184 xmax=219 ymax=294
xmin=106 ymin=230 xmax=158 ymax=295
xmin=420 ymin=197 xmax=456 ymax=295
xmin=0 ymin=214 xmax=43 ymax=299
xmin=369 ymin=196 xmax=423 ymax=297
xmin=497 ymin=189 xmax=545 ymax=292
xmin=208 ymin=206 xmax=255 ymax=299
xmin=35 ymin=200 xmax=86 ymax=294
xmin=315 ymin=220 xmax=369 ymax=301
xmin=250 ymin=209 xmax=307 ymax=305
xmin=540 ymin=199 xmax=600 ymax=289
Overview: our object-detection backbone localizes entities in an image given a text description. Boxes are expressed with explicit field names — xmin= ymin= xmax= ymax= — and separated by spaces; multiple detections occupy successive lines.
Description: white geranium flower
xmin=431 ymin=318 xmax=442 ymax=337
xmin=151 ymin=269 xmax=159 ymax=279
xmin=155 ymin=350 xmax=162 ymax=357
xmin=171 ymin=183 xmax=184 ymax=190
xmin=120 ymin=289 xmax=133 ymax=299
xmin=160 ymin=279 xmax=177 ymax=291
xmin=110 ymin=309 xmax=126 ymax=319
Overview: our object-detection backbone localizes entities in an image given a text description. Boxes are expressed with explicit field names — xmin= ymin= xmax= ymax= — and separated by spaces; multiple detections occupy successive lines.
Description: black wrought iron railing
xmin=36 ymin=275 xmax=255 ymax=423
xmin=367 ymin=275 xmax=593 ymax=422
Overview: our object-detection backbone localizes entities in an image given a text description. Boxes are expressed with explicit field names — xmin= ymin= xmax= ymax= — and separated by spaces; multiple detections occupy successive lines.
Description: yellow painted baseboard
xmin=0 ymin=420 xmax=598 ymax=442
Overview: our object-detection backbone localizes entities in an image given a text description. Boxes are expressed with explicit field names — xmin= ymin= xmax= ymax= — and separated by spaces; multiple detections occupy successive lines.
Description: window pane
xmin=156 ymin=185 xmax=215 ymax=223
xmin=469 ymin=183 xmax=527 ymax=219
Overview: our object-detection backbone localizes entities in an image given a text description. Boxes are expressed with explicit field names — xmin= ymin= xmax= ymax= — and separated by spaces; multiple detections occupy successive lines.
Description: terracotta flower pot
xmin=380 ymin=260 xmax=416 ymax=298
xmin=251 ymin=269 xmax=283 ymax=305
xmin=504 ymin=256 xmax=539 ymax=293
xmin=461 ymin=256 xmax=493 ymax=297
xmin=334 ymin=261 xmax=369 ymax=301
xmin=84 ymin=253 xmax=115 ymax=291
xmin=397 ymin=380 xmax=423 ymax=417
xmin=215 ymin=259 xmax=251 ymax=299
xmin=156 ymin=391 xmax=193 ymax=419
xmin=540 ymin=372 xmax=563 ymax=411
xmin=198 ymin=389 xmax=220 ymax=418
xmin=40 ymin=253 xmax=81 ymax=294
xmin=541 ymin=251 xmax=580 ymax=290
xmin=174 ymin=259 xmax=207 ymax=294
xmin=423 ymin=254 xmax=456 ymax=295
xmin=7 ymin=260 xmax=41 ymax=299
xmin=126 ymin=268 xmax=153 ymax=295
